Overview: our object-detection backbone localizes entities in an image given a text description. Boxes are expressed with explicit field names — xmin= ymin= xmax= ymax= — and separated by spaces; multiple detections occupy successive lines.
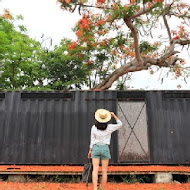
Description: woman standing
xmin=88 ymin=109 xmax=122 ymax=190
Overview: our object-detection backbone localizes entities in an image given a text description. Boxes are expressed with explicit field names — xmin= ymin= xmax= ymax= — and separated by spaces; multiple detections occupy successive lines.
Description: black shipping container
xmin=0 ymin=91 xmax=189 ymax=165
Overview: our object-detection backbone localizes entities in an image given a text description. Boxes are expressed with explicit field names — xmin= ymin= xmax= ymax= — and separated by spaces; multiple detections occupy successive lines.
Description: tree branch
xmin=94 ymin=59 xmax=146 ymax=90
xmin=163 ymin=14 xmax=172 ymax=43
xmin=131 ymin=6 xmax=153 ymax=19
xmin=94 ymin=40 xmax=188 ymax=90
xmin=176 ymin=39 xmax=190 ymax=45
xmin=124 ymin=16 xmax=143 ymax=64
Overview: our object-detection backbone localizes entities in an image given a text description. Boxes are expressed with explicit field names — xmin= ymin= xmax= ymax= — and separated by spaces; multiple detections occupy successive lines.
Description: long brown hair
xmin=95 ymin=120 xmax=108 ymax=130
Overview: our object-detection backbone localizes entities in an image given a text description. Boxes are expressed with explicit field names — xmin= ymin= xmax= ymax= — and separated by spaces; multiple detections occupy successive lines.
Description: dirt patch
xmin=0 ymin=182 xmax=190 ymax=190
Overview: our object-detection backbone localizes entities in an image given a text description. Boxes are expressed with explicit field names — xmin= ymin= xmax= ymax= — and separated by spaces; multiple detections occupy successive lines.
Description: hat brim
xmin=95 ymin=109 xmax=111 ymax=123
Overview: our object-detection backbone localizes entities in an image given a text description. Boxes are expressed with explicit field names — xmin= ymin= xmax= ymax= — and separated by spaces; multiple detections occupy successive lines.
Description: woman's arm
xmin=106 ymin=112 xmax=123 ymax=133
xmin=88 ymin=126 xmax=95 ymax=158
xmin=110 ymin=112 xmax=119 ymax=120
xmin=88 ymin=148 xmax=92 ymax=158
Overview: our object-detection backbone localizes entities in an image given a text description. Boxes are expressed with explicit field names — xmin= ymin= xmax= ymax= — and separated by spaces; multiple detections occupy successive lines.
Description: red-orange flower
xmin=173 ymin=35 xmax=180 ymax=40
xmin=97 ymin=0 xmax=105 ymax=3
xmin=82 ymin=36 xmax=87 ymax=41
xmin=65 ymin=0 xmax=71 ymax=4
xmin=179 ymin=2 xmax=187 ymax=8
xmin=100 ymin=42 xmax=106 ymax=46
xmin=79 ymin=15 xmax=91 ymax=30
xmin=2 ymin=9 xmax=11 ymax=19
xmin=130 ymin=0 xmax=136 ymax=4
xmin=105 ymin=15 xmax=112 ymax=22
xmin=69 ymin=42 xmax=77 ymax=50
xmin=95 ymin=20 xmax=105 ymax=26
xmin=147 ymin=2 xmax=152 ymax=8
xmin=153 ymin=0 xmax=164 ymax=3
xmin=76 ymin=30 xmax=83 ymax=38
xmin=112 ymin=3 xmax=117 ymax=10
xmin=178 ymin=25 xmax=185 ymax=37
xmin=85 ymin=60 xmax=94 ymax=66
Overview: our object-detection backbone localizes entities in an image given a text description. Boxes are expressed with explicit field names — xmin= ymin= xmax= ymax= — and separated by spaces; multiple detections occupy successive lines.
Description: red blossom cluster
xmin=172 ymin=25 xmax=188 ymax=40
xmin=97 ymin=0 xmax=105 ymax=3
xmin=130 ymin=0 xmax=136 ymax=4
xmin=85 ymin=60 xmax=94 ymax=65
xmin=79 ymin=15 xmax=91 ymax=30
xmin=69 ymin=15 xmax=94 ymax=50
xmin=173 ymin=36 xmax=180 ymax=40
xmin=153 ymin=0 xmax=164 ymax=3
xmin=76 ymin=30 xmax=83 ymax=38
xmin=71 ymin=12 xmax=108 ymax=51
xmin=57 ymin=0 xmax=71 ymax=4
xmin=69 ymin=42 xmax=77 ymax=50
xmin=95 ymin=20 xmax=105 ymax=26
xmin=178 ymin=25 xmax=185 ymax=37
xmin=179 ymin=2 xmax=187 ymax=8
xmin=1 ymin=9 xmax=11 ymax=19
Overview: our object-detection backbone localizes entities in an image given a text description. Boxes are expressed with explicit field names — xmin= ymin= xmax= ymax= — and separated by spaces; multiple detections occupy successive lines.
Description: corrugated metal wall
xmin=146 ymin=91 xmax=190 ymax=164
xmin=115 ymin=91 xmax=190 ymax=165
xmin=0 ymin=91 xmax=190 ymax=165
xmin=0 ymin=91 xmax=117 ymax=164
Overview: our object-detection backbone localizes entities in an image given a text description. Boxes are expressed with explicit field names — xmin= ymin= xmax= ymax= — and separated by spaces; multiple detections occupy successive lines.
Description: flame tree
xmin=57 ymin=0 xmax=190 ymax=90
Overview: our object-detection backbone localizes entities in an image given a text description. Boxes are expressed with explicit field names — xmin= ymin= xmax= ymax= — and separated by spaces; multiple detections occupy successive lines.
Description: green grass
xmin=121 ymin=175 xmax=151 ymax=184
xmin=53 ymin=175 xmax=80 ymax=183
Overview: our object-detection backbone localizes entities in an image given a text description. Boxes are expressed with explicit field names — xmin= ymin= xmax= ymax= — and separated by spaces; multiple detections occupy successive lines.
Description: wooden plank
xmin=0 ymin=171 xmax=189 ymax=176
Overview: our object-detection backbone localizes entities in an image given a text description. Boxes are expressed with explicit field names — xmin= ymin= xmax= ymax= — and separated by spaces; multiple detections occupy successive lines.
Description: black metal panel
xmin=0 ymin=93 xmax=5 ymax=99
xmin=146 ymin=91 xmax=190 ymax=164
xmin=0 ymin=91 xmax=117 ymax=164
xmin=163 ymin=91 xmax=190 ymax=99
xmin=0 ymin=95 xmax=6 ymax=161
xmin=117 ymin=91 xmax=146 ymax=100
xmin=21 ymin=92 xmax=74 ymax=100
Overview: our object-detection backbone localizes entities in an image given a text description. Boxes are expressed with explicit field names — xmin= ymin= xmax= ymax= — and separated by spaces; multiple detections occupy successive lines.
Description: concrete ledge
xmin=8 ymin=175 xmax=25 ymax=182
xmin=154 ymin=173 xmax=173 ymax=183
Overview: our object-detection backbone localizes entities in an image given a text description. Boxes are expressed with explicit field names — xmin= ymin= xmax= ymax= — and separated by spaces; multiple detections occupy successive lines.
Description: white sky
xmin=0 ymin=0 xmax=190 ymax=90
xmin=0 ymin=0 xmax=80 ymax=46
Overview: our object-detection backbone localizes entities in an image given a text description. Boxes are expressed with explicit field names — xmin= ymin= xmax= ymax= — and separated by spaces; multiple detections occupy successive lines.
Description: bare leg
xmin=101 ymin=159 xmax=109 ymax=190
xmin=92 ymin=158 xmax=100 ymax=190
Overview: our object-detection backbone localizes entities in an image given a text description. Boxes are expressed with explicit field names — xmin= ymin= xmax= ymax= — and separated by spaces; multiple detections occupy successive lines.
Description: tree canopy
xmin=41 ymin=39 xmax=89 ymax=90
xmin=0 ymin=11 xmax=43 ymax=89
xmin=0 ymin=10 xmax=89 ymax=90
xmin=57 ymin=0 xmax=190 ymax=90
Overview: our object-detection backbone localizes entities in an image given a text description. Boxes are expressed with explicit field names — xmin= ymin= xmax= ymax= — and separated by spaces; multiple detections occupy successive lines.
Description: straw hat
xmin=95 ymin=109 xmax=111 ymax=123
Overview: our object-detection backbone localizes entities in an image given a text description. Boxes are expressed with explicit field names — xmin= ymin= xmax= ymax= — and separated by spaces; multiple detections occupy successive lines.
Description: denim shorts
xmin=92 ymin=144 xmax=111 ymax=160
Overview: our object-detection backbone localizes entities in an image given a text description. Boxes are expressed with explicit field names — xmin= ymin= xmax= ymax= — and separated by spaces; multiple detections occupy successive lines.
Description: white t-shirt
xmin=90 ymin=120 xmax=122 ymax=149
